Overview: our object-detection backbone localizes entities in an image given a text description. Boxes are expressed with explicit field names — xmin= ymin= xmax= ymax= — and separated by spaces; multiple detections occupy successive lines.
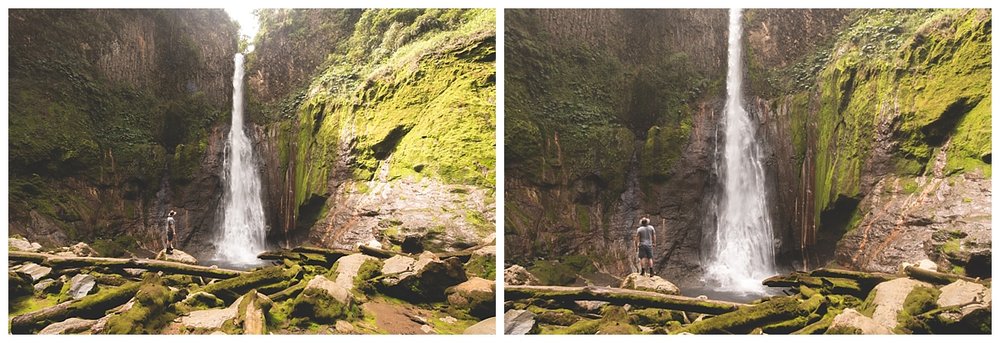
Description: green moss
xmin=895 ymin=286 xmax=941 ymax=333
xmin=103 ymin=276 xmax=176 ymax=334
xmin=940 ymin=238 xmax=963 ymax=259
xmin=353 ymin=258 xmax=384 ymax=297
xmin=290 ymin=287 xmax=360 ymax=325
xmin=464 ymin=253 xmax=496 ymax=280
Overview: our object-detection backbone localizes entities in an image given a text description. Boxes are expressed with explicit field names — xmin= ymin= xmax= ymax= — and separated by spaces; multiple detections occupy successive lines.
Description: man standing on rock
xmin=635 ymin=217 xmax=656 ymax=276
xmin=165 ymin=210 xmax=177 ymax=254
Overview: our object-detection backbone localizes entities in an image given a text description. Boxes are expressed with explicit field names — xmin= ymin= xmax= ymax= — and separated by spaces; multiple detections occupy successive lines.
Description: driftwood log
xmin=9 ymin=251 xmax=244 ymax=279
xmin=763 ymin=273 xmax=864 ymax=297
xmin=675 ymin=295 xmax=826 ymax=334
xmin=903 ymin=265 xmax=987 ymax=285
xmin=505 ymin=285 xmax=746 ymax=315
xmin=198 ymin=264 xmax=303 ymax=303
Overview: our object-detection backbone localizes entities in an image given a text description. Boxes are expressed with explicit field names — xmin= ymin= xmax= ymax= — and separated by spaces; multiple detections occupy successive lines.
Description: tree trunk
xmin=10 ymin=282 xmax=143 ymax=333
xmin=9 ymin=251 xmax=244 ymax=279
xmin=505 ymin=285 xmax=746 ymax=315
xmin=676 ymin=295 xmax=825 ymax=334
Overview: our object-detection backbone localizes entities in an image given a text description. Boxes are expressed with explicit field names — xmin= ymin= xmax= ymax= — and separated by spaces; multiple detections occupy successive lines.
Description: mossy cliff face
xmin=745 ymin=9 xmax=991 ymax=271
xmin=247 ymin=9 xmax=496 ymax=251
xmin=8 ymin=10 xmax=238 ymax=255
xmin=505 ymin=9 xmax=727 ymax=281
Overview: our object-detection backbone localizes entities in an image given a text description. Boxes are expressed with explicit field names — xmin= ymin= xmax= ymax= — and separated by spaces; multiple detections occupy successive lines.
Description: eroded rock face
xmin=620 ymin=273 xmax=680 ymax=295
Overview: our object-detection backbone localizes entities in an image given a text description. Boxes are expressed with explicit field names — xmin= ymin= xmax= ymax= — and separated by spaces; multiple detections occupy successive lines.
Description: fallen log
xmin=199 ymin=264 xmax=302 ymax=303
xmin=290 ymin=246 xmax=353 ymax=260
xmin=763 ymin=272 xmax=864 ymax=297
xmin=265 ymin=278 xmax=308 ymax=302
xmin=435 ymin=242 xmax=492 ymax=263
xmin=676 ymin=295 xmax=825 ymax=334
xmin=505 ymin=285 xmax=746 ymax=315
xmin=256 ymin=250 xmax=329 ymax=266
xmin=358 ymin=244 xmax=400 ymax=259
xmin=903 ymin=265 xmax=986 ymax=285
xmin=10 ymin=282 xmax=142 ymax=334
xmin=809 ymin=268 xmax=897 ymax=285
xmin=9 ymin=251 xmax=244 ymax=279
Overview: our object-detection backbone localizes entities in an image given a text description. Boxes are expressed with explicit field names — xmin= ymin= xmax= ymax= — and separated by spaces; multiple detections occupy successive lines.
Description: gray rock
xmin=10 ymin=236 xmax=42 ymax=252
xmin=504 ymin=265 xmax=539 ymax=286
xmin=380 ymin=256 xmax=467 ymax=301
xmin=620 ymin=272 xmax=680 ymax=295
xmin=333 ymin=253 xmax=378 ymax=291
xmin=504 ymin=309 xmax=538 ymax=335
xmin=937 ymin=279 xmax=991 ymax=322
xmin=446 ymin=277 xmax=495 ymax=319
xmin=463 ymin=317 xmax=496 ymax=334
xmin=38 ymin=317 xmax=98 ymax=334
xmin=335 ymin=320 xmax=356 ymax=333
xmin=155 ymin=249 xmax=198 ymax=264
xmin=17 ymin=262 xmax=52 ymax=281
xmin=573 ymin=300 xmax=610 ymax=313
xmin=305 ymin=275 xmax=353 ymax=304
xmin=382 ymin=255 xmax=416 ymax=275
xmin=868 ymin=278 xmax=933 ymax=329
xmin=177 ymin=296 xmax=242 ymax=329
xmin=68 ymin=274 xmax=97 ymax=300
xmin=33 ymin=278 xmax=63 ymax=294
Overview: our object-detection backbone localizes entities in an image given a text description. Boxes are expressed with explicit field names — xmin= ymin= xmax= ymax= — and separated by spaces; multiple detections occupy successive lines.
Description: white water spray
xmin=215 ymin=53 xmax=266 ymax=264
xmin=705 ymin=8 xmax=776 ymax=295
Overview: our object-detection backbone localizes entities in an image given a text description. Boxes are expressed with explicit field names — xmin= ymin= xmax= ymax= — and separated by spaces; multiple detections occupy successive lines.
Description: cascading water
xmin=214 ymin=53 xmax=267 ymax=265
xmin=704 ymin=8 xmax=776 ymax=295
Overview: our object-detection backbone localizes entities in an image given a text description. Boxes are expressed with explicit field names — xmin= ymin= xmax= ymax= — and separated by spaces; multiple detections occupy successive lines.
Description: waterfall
xmin=704 ymin=8 xmax=776 ymax=295
xmin=215 ymin=53 xmax=267 ymax=264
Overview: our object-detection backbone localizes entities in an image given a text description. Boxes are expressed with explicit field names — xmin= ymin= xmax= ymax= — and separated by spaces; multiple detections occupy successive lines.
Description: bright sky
xmin=224 ymin=7 xmax=260 ymax=51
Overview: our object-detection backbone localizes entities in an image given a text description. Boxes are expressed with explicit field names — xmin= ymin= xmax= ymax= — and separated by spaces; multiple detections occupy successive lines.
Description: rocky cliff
xmin=506 ymin=9 xmax=991 ymax=285
xmin=505 ymin=9 xmax=728 ymax=285
xmin=246 ymin=9 xmax=496 ymax=252
xmin=8 ymin=9 xmax=238 ymax=257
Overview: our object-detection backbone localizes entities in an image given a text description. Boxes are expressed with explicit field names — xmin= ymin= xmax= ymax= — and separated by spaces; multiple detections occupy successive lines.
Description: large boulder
xmin=382 ymin=254 xmax=417 ymax=274
xmin=291 ymin=275 xmax=358 ymax=324
xmin=936 ymin=280 xmax=991 ymax=325
xmin=446 ymin=277 xmax=495 ymax=319
xmin=504 ymin=309 xmax=538 ymax=335
xmin=504 ymin=265 xmax=539 ymax=286
xmin=155 ymin=249 xmax=198 ymax=264
xmin=380 ymin=254 xmax=467 ymax=301
xmin=333 ymin=253 xmax=378 ymax=291
xmin=9 ymin=271 xmax=34 ymax=298
xmin=828 ymin=308 xmax=893 ymax=334
xmin=620 ymin=273 xmax=680 ymax=295
xmin=38 ymin=318 xmax=98 ymax=334
xmin=866 ymin=278 xmax=934 ymax=329
xmin=68 ymin=274 xmax=98 ymax=300
xmin=177 ymin=300 xmax=240 ymax=330
xmin=16 ymin=262 xmax=52 ymax=281
xmin=463 ymin=317 xmax=496 ymax=334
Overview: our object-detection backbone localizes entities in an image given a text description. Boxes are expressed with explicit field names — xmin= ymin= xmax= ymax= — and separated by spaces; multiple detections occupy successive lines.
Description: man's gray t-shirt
xmin=637 ymin=225 xmax=655 ymax=246
xmin=166 ymin=217 xmax=175 ymax=231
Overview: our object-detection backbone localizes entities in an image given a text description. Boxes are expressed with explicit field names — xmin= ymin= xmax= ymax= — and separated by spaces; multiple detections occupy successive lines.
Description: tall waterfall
xmin=215 ymin=53 xmax=266 ymax=264
xmin=704 ymin=8 xmax=776 ymax=294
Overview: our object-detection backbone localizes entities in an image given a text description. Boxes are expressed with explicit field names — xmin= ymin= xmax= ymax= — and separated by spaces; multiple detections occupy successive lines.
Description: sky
xmin=224 ymin=7 xmax=260 ymax=50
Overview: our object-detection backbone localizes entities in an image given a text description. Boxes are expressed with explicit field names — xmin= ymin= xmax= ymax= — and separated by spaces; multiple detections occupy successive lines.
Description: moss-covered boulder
xmin=863 ymin=278 xmax=934 ymax=329
xmin=233 ymin=290 xmax=273 ymax=334
xmin=290 ymin=275 xmax=359 ymax=324
xmin=464 ymin=247 xmax=497 ymax=279
xmin=380 ymin=254 xmax=468 ymax=302
xmin=828 ymin=308 xmax=892 ymax=334
xmin=9 ymin=271 xmax=34 ymax=300
xmin=102 ymin=276 xmax=179 ymax=334
xmin=445 ymin=277 xmax=495 ymax=319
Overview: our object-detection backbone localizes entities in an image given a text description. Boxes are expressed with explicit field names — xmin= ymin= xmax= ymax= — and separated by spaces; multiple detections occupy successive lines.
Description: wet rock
xmin=17 ymin=262 xmax=52 ymax=281
xmin=504 ymin=265 xmax=539 ymax=286
xmin=504 ymin=309 xmax=538 ymax=335
xmin=155 ymin=249 xmax=198 ymax=264
xmin=446 ymin=277 xmax=496 ymax=319
xmin=10 ymin=236 xmax=43 ymax=252
xmin=69 ymin=242 xmax=97 ymax=257
xmin=867 ymin=278 xmax=933 ymax=329
xmin=34 ymin=278 xmax=63 ymax=294
xmin=333 ymin=253 xmax=378 ymax=291
xmin=464 ymin=317 xmax=496 ymax=334
xmin=68 ymin=274 xmax=98 ymax=300
xmin=828 ymin=308 xmax=892 ymax=334
xmin=620 ymin=273 xmax=680 ymax=295
xmin=39 ymin=317 xmax=98 ymax=334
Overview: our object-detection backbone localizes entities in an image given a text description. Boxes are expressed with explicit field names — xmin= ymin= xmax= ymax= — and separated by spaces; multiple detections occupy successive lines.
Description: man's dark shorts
xmin=638 ymin=244 xmax=653 ymax=259
xmin=167 ymin=230 xmax=175 ymax=241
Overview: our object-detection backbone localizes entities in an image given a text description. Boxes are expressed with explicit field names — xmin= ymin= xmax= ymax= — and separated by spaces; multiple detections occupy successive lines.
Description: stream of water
xmin=703 ymin=8 xmax=777 ymax=295
xmin=214 ymin=53 xmax=267 ymax=266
